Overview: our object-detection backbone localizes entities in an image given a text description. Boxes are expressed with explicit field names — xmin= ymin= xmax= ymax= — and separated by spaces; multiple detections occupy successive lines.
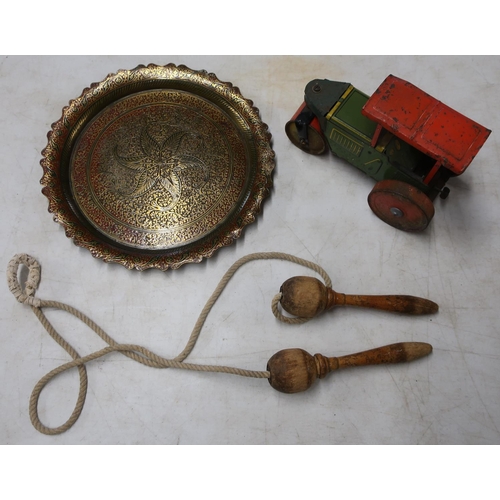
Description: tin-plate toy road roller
xmin=286 ymin=74 xmax=491 ymax=231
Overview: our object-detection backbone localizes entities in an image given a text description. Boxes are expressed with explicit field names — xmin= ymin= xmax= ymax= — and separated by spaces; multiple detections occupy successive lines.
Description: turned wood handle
xmin=267 ymin=342 xmax=432 ymax=393
xmin=335 ymin=292 xmax=439 ymax=315
xmin=279 ymin=276 xmax=438 ymax=318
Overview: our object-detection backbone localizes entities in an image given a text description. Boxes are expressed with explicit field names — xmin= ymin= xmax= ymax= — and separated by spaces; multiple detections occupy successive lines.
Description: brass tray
xmin=40 ymin=64 xmax=275 ymax=270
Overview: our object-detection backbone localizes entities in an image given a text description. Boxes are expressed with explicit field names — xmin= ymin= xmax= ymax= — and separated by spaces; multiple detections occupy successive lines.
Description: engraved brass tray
xmin=40 ymin=64 xmax=275 ymax=270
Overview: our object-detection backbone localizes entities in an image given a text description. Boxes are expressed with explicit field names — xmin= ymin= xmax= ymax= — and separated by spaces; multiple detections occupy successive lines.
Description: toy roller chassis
xmin=286 ymin=75 xmax=491 ymax=232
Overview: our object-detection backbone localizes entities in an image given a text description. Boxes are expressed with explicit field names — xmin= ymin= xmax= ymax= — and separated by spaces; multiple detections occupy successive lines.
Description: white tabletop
xmin=1 ymin=55 xmax=499 ymax=445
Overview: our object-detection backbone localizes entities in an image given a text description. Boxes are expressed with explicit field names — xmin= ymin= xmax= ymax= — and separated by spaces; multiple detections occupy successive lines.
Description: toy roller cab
xmin=362 ymin=75 xmax=491 ymax=231
xmin=285 ymin=80 xmax=351 ymax=155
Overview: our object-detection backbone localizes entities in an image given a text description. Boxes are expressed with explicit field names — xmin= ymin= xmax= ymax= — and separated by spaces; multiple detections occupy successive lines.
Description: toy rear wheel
xmin=285 ymin=102 xmax=327 ymax=155
xmin=367 ymin=180 xmax=434 ymax=232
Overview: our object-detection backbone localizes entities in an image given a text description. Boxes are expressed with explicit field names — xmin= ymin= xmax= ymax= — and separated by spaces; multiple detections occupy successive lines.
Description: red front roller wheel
xmin=285 ymin=101 xmax=327 ymax=155
xmin=368 ymin=180 xmax=435 ymax=232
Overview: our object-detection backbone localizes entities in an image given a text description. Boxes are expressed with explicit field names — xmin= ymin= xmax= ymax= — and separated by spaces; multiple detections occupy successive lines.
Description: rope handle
xmin=7 ymin=252 xmax=332 ymax=435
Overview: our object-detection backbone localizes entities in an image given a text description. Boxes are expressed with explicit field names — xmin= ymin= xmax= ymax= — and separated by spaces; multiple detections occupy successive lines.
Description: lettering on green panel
xmin=329 ymin=128 xmax=362 ymax=157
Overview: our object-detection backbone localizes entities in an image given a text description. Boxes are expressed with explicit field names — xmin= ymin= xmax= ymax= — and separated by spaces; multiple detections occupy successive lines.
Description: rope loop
xmin=271 ymin=292 xmax=309 ymax=324
xmin=7 ymin=254 xmax=42 ymax=307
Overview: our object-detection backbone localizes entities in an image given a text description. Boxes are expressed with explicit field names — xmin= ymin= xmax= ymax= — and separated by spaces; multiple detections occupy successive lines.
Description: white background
xmin=1 ymin=54 xmax=499 ymax=449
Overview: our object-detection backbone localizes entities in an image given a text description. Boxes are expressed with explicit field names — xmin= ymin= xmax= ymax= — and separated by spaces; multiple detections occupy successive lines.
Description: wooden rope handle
xmin=267 ymin=342 xmax=432 ymax=393
xmin=279 ymin=276 xmax=438 ymax=318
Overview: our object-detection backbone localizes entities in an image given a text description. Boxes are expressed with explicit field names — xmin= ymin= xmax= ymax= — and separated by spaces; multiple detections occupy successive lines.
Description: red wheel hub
xmin=368 ymin=180 xmax=435 ymax=231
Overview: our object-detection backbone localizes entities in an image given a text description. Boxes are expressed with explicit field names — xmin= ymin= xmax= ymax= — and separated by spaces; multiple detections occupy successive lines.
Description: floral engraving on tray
xmin=112 ymin=125 xmax=209 ymax=212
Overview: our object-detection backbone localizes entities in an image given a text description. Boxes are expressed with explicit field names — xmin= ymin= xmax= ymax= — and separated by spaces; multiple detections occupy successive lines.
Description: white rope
xmin=7 ymin=252 xmax=332 ymax=435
